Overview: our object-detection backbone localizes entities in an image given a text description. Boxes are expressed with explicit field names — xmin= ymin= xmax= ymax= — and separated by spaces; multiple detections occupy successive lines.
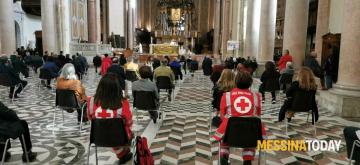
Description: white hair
xmin=286 ymin=61 xmax=293 ymax=68
xmin=60 ymin=63 xmax=78 ymax=80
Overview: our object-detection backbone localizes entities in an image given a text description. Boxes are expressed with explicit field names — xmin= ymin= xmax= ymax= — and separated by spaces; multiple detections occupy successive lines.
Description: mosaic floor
xmin=0 ymin=68 xmax=359 ymax=165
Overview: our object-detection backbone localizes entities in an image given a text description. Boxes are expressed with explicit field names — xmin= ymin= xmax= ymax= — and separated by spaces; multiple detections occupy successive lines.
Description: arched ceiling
xmin=19 ymin=0 xmax=41 ymax=16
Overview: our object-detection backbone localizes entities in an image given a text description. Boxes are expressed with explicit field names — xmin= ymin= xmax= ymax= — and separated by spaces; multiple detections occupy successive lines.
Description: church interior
xmin=0 ymin=0 xmax=359 ymax=164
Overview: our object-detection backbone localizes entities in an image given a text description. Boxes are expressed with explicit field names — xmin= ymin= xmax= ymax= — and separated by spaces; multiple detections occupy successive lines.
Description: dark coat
xmin=278 ymin=81 xmax=319 ymax=122
xmin=202 ymin=58 xmax=213 ymax=76
xmin=107 ymin=64 xmax=126 ymax=90
xmin=0 ymin=101 xmax=24 ymax=139
xmin=0 ymin=64 xmax=22 ymax=86
xmin=42 ymin=62 xmax=60 ymax=78
xmin=304 ymin=56 xmax=323 ymax=77
xmin=93 ymin=56 xmax=102 ymax=67
xmin=212 ymin=85 xmax=224 ymax=110
xmin=152 ymin=59 xmax=160 ymax=70
xmin=31 ymin=55 xmax=44 ymax=68
xmin=260 ymin=69 xmax=280 ymax=92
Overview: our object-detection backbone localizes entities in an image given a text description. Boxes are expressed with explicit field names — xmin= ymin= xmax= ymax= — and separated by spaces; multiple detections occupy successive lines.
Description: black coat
xmin=93 ymin=56 xmax=102 ymax=67
xmin=107 ymin=65 xmax=126 ymax=90
xmin=202 ymin=58 xmax=213 ymax=76
xmin=0 ymin=101 xmax=24 ymax=139
xmin=260 ymin=69 xmax=280 ymax=92
xmin=0 ymin=64 xmax=22 ymax=86
xmin=304 ymin=56 xmax=323 ymax=77
xmin=212 ymin=85 xmax=224 ymax=110
xmin=278 ymin=81 xmax=319 ymax=122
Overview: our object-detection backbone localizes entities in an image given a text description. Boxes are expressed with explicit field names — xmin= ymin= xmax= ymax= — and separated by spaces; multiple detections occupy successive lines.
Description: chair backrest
xmin=90 ymin=118 xmax=129 ymax=147
xmin=223 ymin=117 xmax=263 ymax=148
xmin=156 ymin=76 xmax=172 ymax=89
xmin=125 ymin=70 xmax=138 ymax=82
xmin=55 ymin=89 xmax=80 ymax=109
xmin=133 ymin=91 xmax=158 ymax=110
xmin=39 ymin=68 xmax=53 ymax=79
xmin=0 ymin=73 xmax=12 ymax=87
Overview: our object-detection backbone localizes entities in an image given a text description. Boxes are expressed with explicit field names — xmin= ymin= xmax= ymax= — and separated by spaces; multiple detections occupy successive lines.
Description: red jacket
xmin=101 ymin=57 xmax=112 ymax=76
xmin=87 ymin=97 xmax=133 ymax=140
xmin=278 ymin=54 xmax=293 ymax=72
xmin=213 ymin=88 xmax=265 ymax=141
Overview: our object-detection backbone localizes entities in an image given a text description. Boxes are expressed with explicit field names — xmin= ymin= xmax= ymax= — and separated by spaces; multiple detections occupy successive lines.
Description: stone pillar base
xmin=318 ymin=84 xmax=360 ymax=118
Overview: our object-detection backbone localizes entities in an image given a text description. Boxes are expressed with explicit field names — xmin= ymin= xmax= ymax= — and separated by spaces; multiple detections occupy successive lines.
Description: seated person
xmin=0 ymin=101 xmax=37 ymax=162
xmin=132 ymin=66 xmax=159 ymax=123
xmin=259 ymin=61 xmax=280 ymax=104
xmin=41 ymin=56 xmax=60 ymax=88
xmin=344 ymin=127 xmax=360 ymax=164
xmin=30 ymin=52 xmax=44 ymax=74
xmin=212 ymin=69 xmax=235 ymax=113
xmin=213 ymin=71 xmax=265 ymax=165
xmin=87 ymin=73 xmax=133 ymax=164
xmin=279 ymin=62 xmax=294 ymax=93
xmin=0 ymin=56 xmax=28 ymax=99
xmin=56 ymin=63 xmax=87 ymax=122
xmin=124 ymin=57 xmax=140 ymax=82
xmin=107 ymin=57 xmax=126 ymax=91
xmin=210 ymin=64 xmax=225 ymax=86
xmin=278 ymin=67 xmax=319 ymax=122
xmin=10 ymin=54 xmax=29 ymax=78
xmin=169 ymin=58 xmax=183 ymax=80
xmin=154 ymin=59 xmax=175 ymax=101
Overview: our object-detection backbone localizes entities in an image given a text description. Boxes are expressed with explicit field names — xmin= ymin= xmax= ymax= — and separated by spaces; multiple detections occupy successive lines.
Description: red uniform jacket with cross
xmin=213 ymin=88 xmax=266 ymax=141
xmin=87 ymin=96 xmax=133 ymax=140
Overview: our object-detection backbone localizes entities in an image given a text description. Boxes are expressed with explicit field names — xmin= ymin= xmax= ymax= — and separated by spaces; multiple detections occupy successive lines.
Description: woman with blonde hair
xmin=212 ymin=69 xmax=235 ymax=112
xmin=278 ymin=67 xmax=319 ymax=122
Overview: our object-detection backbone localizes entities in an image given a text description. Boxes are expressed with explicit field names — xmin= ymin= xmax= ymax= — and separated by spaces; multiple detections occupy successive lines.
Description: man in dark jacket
xmin=10 ymin=55 xmax=29 ymax=78
xmin=304 ymin=52 xmax=325 ymax=89
xmin=152 ymin=57 xmax=160 ymax=70
xmin=93 ymin=54 xmax=102 ymax=73
xmin=0 ymin=57 xmax=28 ymax=98
xmin=41 ymin=56 xmax=60 ymax=88
xmin=202 ymin=56 xmax=213 ymax=76
xmin=107 ymin=57 xmax=126 ymax=90
xmin=31 ymin=52 xmax=44 ymax=74
xmin=0 ymin=101 xmax=37 ymax=162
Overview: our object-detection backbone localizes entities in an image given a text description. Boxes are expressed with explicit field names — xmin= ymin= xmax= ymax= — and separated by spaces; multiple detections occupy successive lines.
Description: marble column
xmin=220 ymin=0 xmax=230 ymax=59
xmin=0 ymin=0 xmax=16 ymax=55
xmin=96 ymin=0 xmax=101 ymax=43
xmin=244 ymin=0 xmax=261 ymax=59
xmin=213 ymin=0 xmax=221 ymax=58
xmin=314 ymin=0 xmax=330 ymax=62
xmin=258 ymin=0 xmax=277 ymax=62
xmin=282 ymin=0 xmax=309 ymax=68
xmin=320 ymin=0 xmax=360 ymax=118
xmin=88 ymin=0 xmax=97 ymax=43
xmin=41 ymin=0 xmax=57 ymax=54
xmin=127 ymin=0 xmax=134 ymax=49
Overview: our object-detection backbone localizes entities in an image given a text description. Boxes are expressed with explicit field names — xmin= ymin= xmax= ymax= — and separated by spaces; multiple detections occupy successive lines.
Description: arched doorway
xmin=15 ymin=21 xmax=21 ymax=49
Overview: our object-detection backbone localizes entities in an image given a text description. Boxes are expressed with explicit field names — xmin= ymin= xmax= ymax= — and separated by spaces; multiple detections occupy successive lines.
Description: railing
xmin=70 ymin=43 xmax=112 ymax=56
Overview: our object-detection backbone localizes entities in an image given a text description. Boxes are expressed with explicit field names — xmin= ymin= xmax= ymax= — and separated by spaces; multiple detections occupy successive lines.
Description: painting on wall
xmin=71 ymin=0 xmax=88 ymax=41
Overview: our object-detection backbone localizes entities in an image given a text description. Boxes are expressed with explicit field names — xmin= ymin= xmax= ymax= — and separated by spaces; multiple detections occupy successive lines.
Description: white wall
xmin=23 ymin=14 xmax=42 ymax=48
xmin=108 ymin=0 xmax=125 ymax=36
xmin=329 ymin=0 xmax=344 ymax=33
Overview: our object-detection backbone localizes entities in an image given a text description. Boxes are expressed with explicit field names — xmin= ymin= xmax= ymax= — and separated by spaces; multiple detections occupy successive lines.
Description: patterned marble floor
xmin=0 ymin=68 xmax=359 ymax=165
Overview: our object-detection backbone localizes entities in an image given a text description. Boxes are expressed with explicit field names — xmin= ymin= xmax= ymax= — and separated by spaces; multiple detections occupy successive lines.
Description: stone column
xmin=0 ymin=0 xmax=16 ymax=55
xmin=220 ymin=0 xmax=230 ymax=59
xmin=41 ymin=0 xmax=57 ymax=54
xmin=213 ymin=0 xmax=221 ymax=58
xmin=96 ymin=0 xmax=101 ymax=43
xmin=282 ymin=0 xmax=309 ymax=68
xmin=257 ymin=0 xmax=277 ymax=73
xmin=314 ymin=0 xmax=330 ymax=62
xmin=88 ymin=0 xmax=97 ymax=43
xmin=127 ymin=0 xmax=134 ymax=49
xmin=327 ymin=0 xmax=360 ymax=117
xmin=244 ymin=0 xmax=261 ymax=59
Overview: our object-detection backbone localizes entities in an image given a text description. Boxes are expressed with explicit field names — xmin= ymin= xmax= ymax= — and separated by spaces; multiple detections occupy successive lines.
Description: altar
xmin=149 ymin=44 xmax=179 ymax=56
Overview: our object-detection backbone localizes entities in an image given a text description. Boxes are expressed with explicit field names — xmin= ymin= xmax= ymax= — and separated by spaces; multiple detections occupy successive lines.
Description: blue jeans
xmin=325 ymin=75 xmax=333 ymax=89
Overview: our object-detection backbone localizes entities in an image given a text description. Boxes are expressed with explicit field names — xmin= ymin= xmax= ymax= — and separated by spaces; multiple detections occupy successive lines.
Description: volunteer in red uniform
xmin=278 ymin=49 xmax=293 ymax=73
xmin=213 ymin=71 xmax=266 ymax=165
xmin=101 ymin=54 xmax=112 ymax=76
xmin=87 ymin=73 xmax=133 ymax=164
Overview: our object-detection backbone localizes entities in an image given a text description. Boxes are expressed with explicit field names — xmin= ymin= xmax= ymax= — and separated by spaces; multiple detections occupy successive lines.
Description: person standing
xmin=278 ymin=49 xmax=293 ymax=73
xmin=101 ymin=54 xmax=112 ymax=76
xmin=107 ymin=57 xmax=126 ymax=91
xmin=93 ymin=54 xmax=102 ymax=73
xmin=202 ymin=56 xmax=213 ymax=76
xmin=304 ymin=51 xmax=325 ymax=89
